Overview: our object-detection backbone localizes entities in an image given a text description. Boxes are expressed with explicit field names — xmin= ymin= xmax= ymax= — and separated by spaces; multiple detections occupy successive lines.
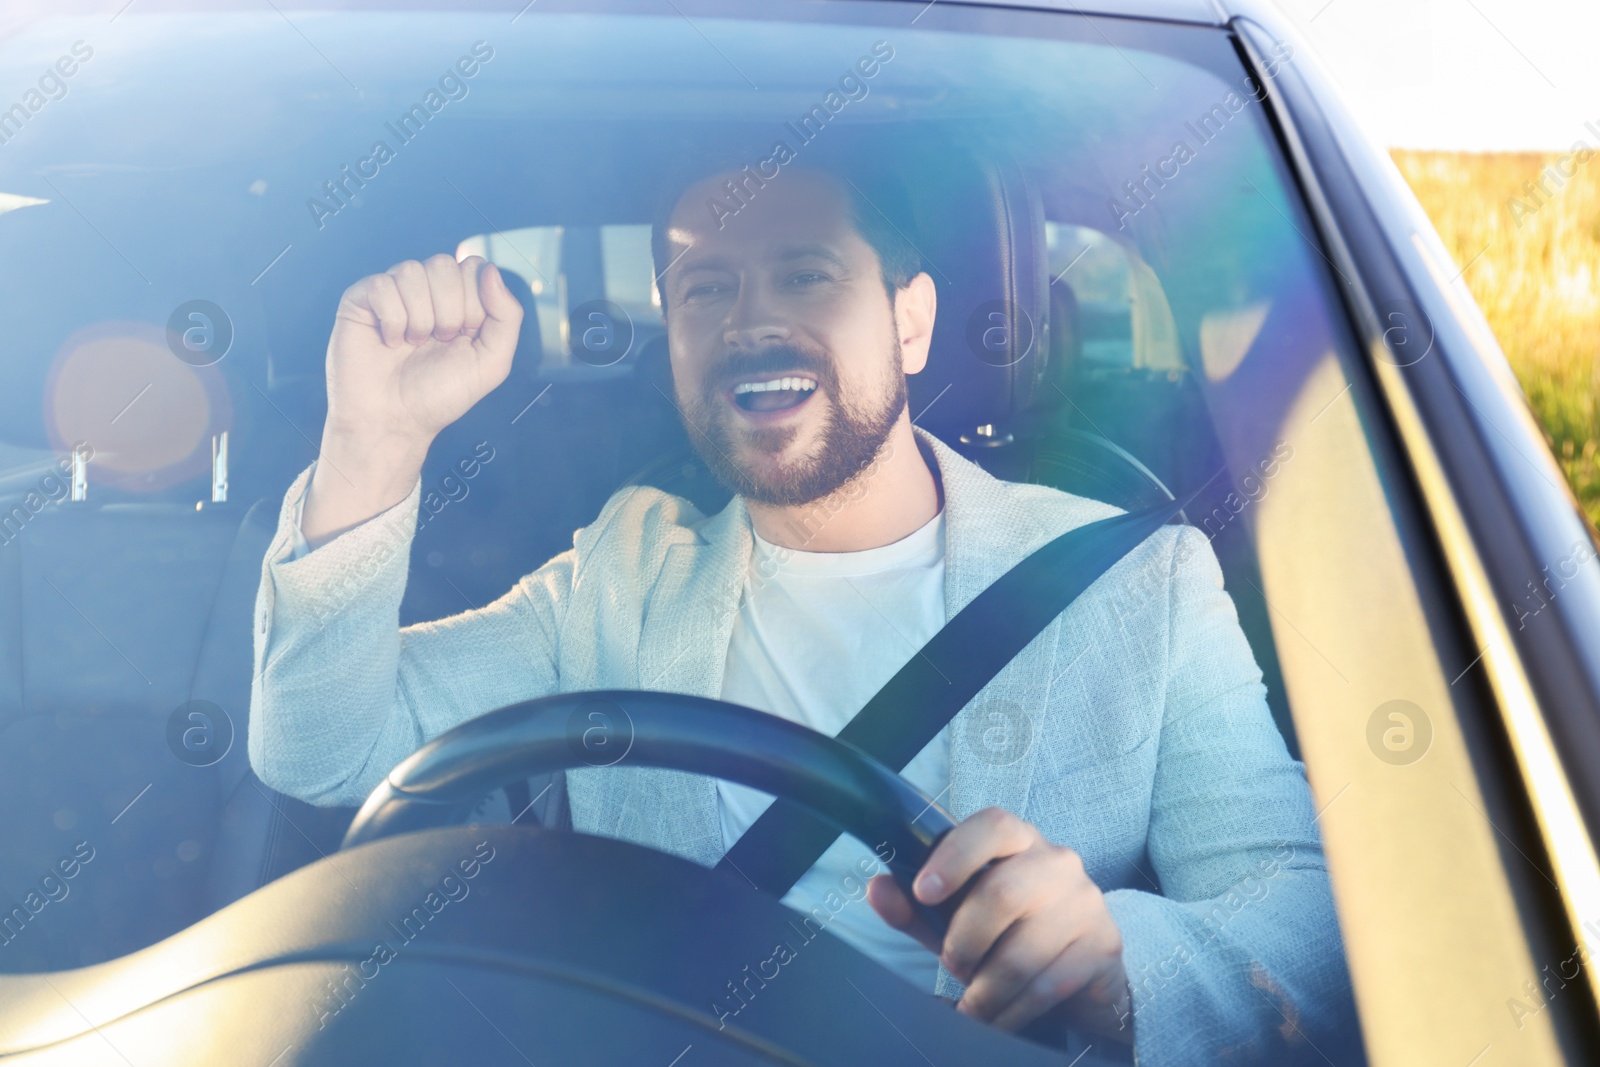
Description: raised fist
xmin=324 ymin=253 xmax=523 ymax=447
xmin=302 ymin=253 xmax=523 ymax=547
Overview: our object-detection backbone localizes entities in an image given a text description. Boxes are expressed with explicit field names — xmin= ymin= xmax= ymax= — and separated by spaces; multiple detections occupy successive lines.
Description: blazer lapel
xmin=635 ymin=497 xmax=751 ymax=698
xmin=568 ymin=495 xmax=752 ymax=868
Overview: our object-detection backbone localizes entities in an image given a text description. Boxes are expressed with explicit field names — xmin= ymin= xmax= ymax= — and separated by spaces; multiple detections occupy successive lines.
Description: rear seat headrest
xmin=35 ymin=320 xmax=234 ymax=496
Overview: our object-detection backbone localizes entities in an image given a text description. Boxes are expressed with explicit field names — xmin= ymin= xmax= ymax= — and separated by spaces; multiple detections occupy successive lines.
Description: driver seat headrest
xmin=906 ymin=156 xmax=1048 ymax=447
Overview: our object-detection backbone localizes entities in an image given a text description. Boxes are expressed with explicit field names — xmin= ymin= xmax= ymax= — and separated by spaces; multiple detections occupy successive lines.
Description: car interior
xmin=0 ymin=7 xmax=1368 ymax=1061
xmin=0 ymin=133 xmax=1298 ymax=974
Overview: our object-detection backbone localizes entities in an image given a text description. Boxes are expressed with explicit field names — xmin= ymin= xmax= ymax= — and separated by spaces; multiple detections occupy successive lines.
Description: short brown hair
xmin=649 ymin=137 xmax=921 ymax=310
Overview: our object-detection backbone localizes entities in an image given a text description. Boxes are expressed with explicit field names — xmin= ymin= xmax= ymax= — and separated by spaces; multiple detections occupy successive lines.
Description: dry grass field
xmin=1392 ymin=149 xmax=1600 ymax=527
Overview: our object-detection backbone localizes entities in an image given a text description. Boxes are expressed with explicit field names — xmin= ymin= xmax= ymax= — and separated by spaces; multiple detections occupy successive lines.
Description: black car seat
xmin=902 ymin=151 xmax=1050 ymax=459
xmin=0 ymin=459 xmax=245 ymax=966
xmin=0 ymin=298 xmax=358 ymax=968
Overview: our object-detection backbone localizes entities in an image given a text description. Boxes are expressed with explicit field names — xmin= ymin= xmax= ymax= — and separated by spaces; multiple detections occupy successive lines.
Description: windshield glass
xmin=0 ymin=2 xmax=1369 ymax=1062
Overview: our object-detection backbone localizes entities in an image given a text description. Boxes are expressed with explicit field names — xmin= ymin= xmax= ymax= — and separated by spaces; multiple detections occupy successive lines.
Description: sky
xmin=1270 ymin=0 xmax=1600 ymax=151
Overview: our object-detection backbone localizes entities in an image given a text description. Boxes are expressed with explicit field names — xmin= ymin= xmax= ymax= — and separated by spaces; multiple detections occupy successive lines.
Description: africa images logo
xmin=306 ymin=41 xmax=495 ymax=230
xmin=310 ymin=840 xmax=496 ymax=1029
xmin=0 ymin=41 xmax=94 ymax=148
xmin=1106 ymin=39 xmax=1294 ymax=231
xmin=700 ymin=41 xmax=895 ymax=231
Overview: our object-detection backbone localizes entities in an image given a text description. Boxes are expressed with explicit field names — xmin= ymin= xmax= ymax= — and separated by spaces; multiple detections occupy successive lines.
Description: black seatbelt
xmin=714 ymin=498 xmax=1187 ymax=897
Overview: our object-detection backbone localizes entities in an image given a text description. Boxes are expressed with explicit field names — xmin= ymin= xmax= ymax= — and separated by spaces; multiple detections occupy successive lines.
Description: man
xmin=250 ymin=152 xmax=1353 ymax=1063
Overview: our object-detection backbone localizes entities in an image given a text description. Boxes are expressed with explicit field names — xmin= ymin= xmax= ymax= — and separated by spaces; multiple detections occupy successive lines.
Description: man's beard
xmin=678 ymin=339 xmax=905 ymax=508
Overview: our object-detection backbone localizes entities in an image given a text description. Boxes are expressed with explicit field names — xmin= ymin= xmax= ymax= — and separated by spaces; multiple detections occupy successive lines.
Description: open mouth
xmin=729 ymin=375 xmax=819 ymax=413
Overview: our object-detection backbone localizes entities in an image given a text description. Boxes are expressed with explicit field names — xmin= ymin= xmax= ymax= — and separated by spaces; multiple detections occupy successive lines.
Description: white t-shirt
xmin=718 ymin=508 xmax=950 ymax=991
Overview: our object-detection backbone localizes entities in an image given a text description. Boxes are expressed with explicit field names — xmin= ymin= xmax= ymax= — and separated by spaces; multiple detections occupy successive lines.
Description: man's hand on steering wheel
xmin=866 ymin=806 xmax=1133 ymax=1042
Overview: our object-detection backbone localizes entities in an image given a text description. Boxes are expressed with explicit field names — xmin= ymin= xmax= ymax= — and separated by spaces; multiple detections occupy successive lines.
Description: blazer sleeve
xmin=1102 ymin=526 xmax=1358 ymax=1066
xmin=248 ymin=463 xmax=575 ymax=808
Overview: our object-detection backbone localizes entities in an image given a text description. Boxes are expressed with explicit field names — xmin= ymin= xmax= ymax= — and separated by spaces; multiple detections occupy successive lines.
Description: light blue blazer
xmin=250 ymin=427 xmax=1355 ymax=1064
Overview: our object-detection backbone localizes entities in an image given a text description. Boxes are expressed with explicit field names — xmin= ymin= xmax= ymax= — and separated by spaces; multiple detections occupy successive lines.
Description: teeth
xmin=732 ymin=377 xmax=818 ymax=395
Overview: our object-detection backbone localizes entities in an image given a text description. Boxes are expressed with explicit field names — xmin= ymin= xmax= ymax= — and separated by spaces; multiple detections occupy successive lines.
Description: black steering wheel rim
xmin=342 ymin=690 xmax=965 ymax=928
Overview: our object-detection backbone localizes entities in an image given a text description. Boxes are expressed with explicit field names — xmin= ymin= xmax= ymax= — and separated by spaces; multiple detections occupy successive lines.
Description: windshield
xmin=0 ymin=2 xmax=1374 ymax=1063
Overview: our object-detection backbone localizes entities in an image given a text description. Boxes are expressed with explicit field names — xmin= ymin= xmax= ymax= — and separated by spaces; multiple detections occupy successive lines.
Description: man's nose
xmin=722 ymin=278 xmax=791 ymax=348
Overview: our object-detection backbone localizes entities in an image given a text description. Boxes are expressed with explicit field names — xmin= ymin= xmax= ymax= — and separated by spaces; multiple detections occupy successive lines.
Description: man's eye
xmin=788 ymin=271 xmax=828 ymax=286
xmin=684 ymin=282 xmax=728 ymax=301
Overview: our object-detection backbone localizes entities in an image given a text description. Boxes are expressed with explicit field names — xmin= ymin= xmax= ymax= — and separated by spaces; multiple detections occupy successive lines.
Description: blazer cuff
xmin=261 ymin=463 xmax=421 ymax=632
xmin=1107 ymin=888 xmax=1213 ymax=1064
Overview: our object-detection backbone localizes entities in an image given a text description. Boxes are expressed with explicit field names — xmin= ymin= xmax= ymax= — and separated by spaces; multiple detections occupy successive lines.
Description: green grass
xmin=1392 ymin=148 xmax=1600 ymax=527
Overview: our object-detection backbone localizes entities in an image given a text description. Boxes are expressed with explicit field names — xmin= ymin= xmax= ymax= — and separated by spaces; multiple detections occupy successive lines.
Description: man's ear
xmin=893 ymin=272 xmax=937 ymax=376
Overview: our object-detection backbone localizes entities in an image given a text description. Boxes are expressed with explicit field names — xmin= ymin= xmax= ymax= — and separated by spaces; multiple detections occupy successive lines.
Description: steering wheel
xmin=342 ymin=689 xmax=977 ymax=937
xmin=0 ymin=691 xmax=1084 ymax=1065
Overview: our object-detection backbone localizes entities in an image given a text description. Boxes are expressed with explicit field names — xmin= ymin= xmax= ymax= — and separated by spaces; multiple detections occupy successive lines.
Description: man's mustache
xmin=706 ymin=345 xmax=835 ymax=393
